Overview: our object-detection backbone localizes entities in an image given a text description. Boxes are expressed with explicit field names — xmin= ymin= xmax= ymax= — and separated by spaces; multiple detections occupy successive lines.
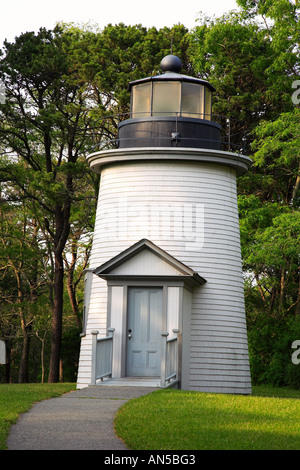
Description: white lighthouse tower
xmin=77 ymin=55 xmax=252 ymax=394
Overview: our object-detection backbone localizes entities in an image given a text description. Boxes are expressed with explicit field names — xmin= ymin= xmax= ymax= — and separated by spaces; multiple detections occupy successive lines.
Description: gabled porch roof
xmin=93 ymin=238 xmax=206 ymax=288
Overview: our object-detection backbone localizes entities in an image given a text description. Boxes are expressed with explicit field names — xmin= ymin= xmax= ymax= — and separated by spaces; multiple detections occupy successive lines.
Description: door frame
xmin=106 ymin=279 xmax=181 ymax=379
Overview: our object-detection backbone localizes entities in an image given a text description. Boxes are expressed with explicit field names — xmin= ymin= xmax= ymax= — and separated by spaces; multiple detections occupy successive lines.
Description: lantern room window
xmin=181 ymin=82 xmax=204 ymax=119
xmin=152 ymin=81 xmax=181 ymax=116
xmin=131 ymin=80 xmax=212 ymax=120
xmin=131 ymin=82 xmax=151 ymax=118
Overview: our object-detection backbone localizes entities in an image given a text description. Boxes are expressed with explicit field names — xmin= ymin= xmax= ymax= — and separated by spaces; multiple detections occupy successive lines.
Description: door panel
xmin=127 ymin=287 xmax=162 ymax=376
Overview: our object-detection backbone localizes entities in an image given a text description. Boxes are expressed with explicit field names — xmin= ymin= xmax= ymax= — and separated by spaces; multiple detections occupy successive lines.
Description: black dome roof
xmin=160 ymin=55 xmax=182 ymax=73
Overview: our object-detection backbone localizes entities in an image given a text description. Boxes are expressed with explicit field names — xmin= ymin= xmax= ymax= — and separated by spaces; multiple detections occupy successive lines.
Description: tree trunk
xmin=48 ymin=250 xmax=64 ymax=383
xmin=65 ymin=239 xmax=83 ymax=329
xmin=40 ymin=334 xmax=45 ymax=383
xmin=18 ymin=321 xmax=31 ymax=383
xmin=255 ymin=272 xmax=266 ymax=302
xmin=5 ymin=346 xmax=11 ymax=383
xmin=296 ymin=276 xmax=300 ymax=316
xmin=279 ymin=265 xmax=286 ymax=313
xmin=67 ymin=278 xmax=82 ymax=329
xmin=48 ymin=198 xmax=71 ymax=383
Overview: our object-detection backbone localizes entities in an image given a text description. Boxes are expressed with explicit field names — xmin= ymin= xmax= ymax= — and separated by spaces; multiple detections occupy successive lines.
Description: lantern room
xmin=118 ymin=54 xmax=221 ymax=149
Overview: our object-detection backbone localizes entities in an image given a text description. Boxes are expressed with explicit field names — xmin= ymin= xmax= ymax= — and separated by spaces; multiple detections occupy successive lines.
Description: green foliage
xmin=190 ymin=11 xmax=275 ymax=151
xmin=248 ymin=314 xmax=300 ymax=388
xmin=191 ymin=3 xmax=299 ymax=152
xmin=0 ymin=26 xmax=96 ymax=382
xmin=63 ymin=22 xmax=192 ymax=121
xmin=239 ymin=197 xmax=299 ymax=270
xmin=60 ymin=326 xmax=81 ymax=382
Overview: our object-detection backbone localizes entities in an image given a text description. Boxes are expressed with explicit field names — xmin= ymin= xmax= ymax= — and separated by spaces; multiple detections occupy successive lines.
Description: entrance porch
xmin=86 ymin=239 xmax=206 ymax=390
xmin=90 ymin=327 xmax=180 ymax=388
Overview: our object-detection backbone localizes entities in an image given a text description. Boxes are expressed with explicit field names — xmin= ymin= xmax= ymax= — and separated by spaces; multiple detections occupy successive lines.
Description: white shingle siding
xmin=77 ymin=149 xmax=251 ymax=393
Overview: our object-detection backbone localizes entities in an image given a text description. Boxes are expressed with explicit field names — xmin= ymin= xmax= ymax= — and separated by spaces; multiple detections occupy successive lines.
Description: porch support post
xmin=107 ymin=327 xmax=115 ymax=337
xmin=107 ymin=327 xmax=115 ymax=380
xmin=90 ymin=330 xmax=99 ymax=385
xmin=160 ymin=331 xmax=169 ymax=388
xmin=172 ymin=328 xmax=180 ymax=386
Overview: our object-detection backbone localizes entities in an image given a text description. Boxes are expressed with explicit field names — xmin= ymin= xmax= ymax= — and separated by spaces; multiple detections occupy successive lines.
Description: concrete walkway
xmin=7 ymin=385 xmax=156 ymax=450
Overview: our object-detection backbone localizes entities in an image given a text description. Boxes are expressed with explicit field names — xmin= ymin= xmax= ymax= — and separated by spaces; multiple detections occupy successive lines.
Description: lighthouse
xmin=77 ymin=55 xmax=252 ymax=394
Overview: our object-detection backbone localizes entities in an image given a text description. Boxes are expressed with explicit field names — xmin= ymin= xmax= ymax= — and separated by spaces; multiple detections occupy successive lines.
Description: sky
xmin=1 ymin=0 xmax=240 ymax=47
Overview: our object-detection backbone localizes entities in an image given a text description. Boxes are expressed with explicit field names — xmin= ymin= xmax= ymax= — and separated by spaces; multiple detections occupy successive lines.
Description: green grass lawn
xmin=114 ymin=385 xmax=300 ymax=450
xmin=0 ymin=383 xmax=76 ymax=450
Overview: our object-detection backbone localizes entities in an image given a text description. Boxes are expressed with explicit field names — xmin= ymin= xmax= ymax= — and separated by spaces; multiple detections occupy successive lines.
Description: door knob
xmin=128 ymin=329 xmax=132 ymax=340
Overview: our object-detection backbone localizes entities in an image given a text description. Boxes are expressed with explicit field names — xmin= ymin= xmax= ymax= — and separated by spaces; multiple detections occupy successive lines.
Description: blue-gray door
xmin=126 ymin=287 xmax=163 ymax=377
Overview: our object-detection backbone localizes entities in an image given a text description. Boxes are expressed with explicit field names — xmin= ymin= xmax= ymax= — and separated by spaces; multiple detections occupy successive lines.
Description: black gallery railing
xmin=87 ymin=112 xmax=248 ymax=154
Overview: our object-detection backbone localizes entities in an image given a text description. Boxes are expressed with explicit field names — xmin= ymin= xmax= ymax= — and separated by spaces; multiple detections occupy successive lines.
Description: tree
xmin=0 ymin=192 xmax=50 ymax=382
xmin=0 ymin=26 xmax=95 ymax=382
xmin=64 ymin=23 xmax=192 ymax=149
xmin=190 ymin=12 xmax=274 ymax=151
xmin=252 ymin=109 xmax=300 ymax=205
xmin=241 ymin=109 xmax=300 ymax=316
xmin=190 ymin=2 xmax=299 ymax=150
